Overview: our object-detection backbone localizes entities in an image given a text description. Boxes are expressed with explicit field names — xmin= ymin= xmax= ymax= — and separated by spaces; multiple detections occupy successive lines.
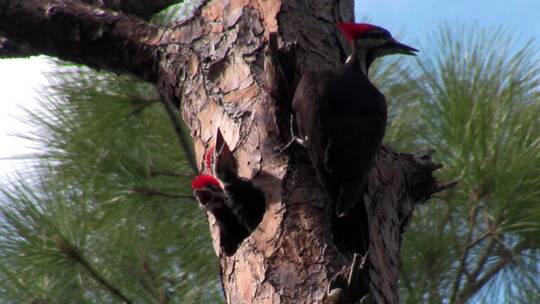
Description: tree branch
xmin=159 ymin=94 xmax=199 ymax=175
xmin=457 ymin=241 xmax=530 ymax=302
xmin=150 ymin=168 xmax=192 ymax=178
xmin=449 ymin=202 xmax=482 ymax=304
xmin=468 ymin=237 xmax=496 ymax=283
xmin=55 ymin=237 xmax=132 ymax=304
xmin=138 ymin=253 xmax=170 ymax=304
xmin=0 ymin=0 xmax=163 ymax=82
xmin=368 ymin=147 xmax=454 ymax=303
xmin=82 ymin=0 xmax=181 ymax=20
xmin=466 ymin=229 xmax=493 ymax=250
xmin=129 ymin=186 xmax=194 ymax=200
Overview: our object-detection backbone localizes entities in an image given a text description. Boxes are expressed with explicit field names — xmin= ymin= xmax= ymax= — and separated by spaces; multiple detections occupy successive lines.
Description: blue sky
xmin=356 ymin=0 xmax=540 ymax=41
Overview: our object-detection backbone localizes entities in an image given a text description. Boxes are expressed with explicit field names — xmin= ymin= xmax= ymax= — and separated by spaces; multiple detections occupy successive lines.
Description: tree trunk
xmin=0 ymin=1 xmax=450 ymax=303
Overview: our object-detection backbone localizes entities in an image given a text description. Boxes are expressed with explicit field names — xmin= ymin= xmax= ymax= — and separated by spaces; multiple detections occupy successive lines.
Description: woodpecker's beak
xmin=386 ymin=38 xmax=419 ymax=56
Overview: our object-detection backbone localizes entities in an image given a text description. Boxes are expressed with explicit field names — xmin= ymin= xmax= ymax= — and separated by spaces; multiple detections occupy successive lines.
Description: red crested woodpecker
xmin=209 ymin=129 xmax=265 ymax=232
xmin=292 ymin=22 xmax=417 ymax=254
xmin=191 ymin=174 xmax=222 ymax=207
xmin=191 ymin=129 xmax=265 ymax=254
xmin=293 ymin=22 xmax=418 ymax=218
xmin=191 ymin=174 xmax=250 ymax=255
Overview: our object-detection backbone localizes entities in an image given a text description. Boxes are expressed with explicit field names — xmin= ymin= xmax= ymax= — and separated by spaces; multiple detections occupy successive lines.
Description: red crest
xmin=191 ymin=174 xmax=221 ymax=190
xmin=336 ymin=22 xmax=382 ymax=43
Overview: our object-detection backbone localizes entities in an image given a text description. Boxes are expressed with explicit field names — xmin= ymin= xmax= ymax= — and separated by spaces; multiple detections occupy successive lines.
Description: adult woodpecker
xmin=292 ymin=22 xmax=418 ymax=218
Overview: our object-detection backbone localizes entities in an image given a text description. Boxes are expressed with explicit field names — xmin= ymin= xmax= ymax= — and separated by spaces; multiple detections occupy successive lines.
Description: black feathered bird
xmin=293 ymin=22 xmax=418 ymax=218
xmin=191 ymin=129 xmax=266 ymax=255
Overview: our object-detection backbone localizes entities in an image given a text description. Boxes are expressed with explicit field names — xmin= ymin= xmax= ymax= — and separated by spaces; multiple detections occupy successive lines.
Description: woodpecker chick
xmin=210 ymin=129 xmax=265 ymax=232
xmin=293 ymin=22 xmax=417 ymax=218
xmin=191 ymin=174 xmax=250 ymax=255
xmin=191 ymin=174 xmax=222 ymax=208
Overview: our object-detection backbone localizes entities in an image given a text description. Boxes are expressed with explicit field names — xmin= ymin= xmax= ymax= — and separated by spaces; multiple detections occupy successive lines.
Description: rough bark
xmin=0 ymin=0 xmax=163 ymax=82
xmin=81 ymin=0 xmax=181 ymax=19
xmin=0 ymin=1 xmax=450 ymax=303
xmin=0 ymin=0 xmax=180 ymax=58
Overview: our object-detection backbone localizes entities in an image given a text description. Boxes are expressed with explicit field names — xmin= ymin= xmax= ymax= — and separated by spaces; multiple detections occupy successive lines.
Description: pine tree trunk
xmin=0 ymin=1 xmax=449 ymax=303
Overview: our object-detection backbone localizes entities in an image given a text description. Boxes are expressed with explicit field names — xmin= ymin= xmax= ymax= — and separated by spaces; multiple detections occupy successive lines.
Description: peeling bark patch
xmin=197 ymin=102 xmax=241 ymax=149
xmin=207 ymin=54 xmax=253 ymax=93
xmin=251 ymin=0 xmax=280 ymax=37
xmin=224 ymin=0 xmax=248 ymax=28
xmin=223 ymin=83 xmax=258 ymax=104
xmin=236 ymin=261 xmax=256 ymax=301
xmin=186 ymin=55 xmax=200 ymax=78
xmin=234 ymin=122 xmax=262 ymax=178
xmin=275 ymin=260 xmax=301 ymax=288
xmin=177 ymin=20 xmax=203 ymax=44
xmin=254 ymin=201 xmax=283 ymax=257
xmin=202 ymin=0 xmax=223 ymax=22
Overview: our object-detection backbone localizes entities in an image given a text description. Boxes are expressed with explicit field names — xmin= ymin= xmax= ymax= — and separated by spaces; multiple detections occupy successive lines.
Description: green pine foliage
xmin=377 ymin=25 xmax=540 ymax=303
xmin=0 ymin=64 xmax=221 ymax=303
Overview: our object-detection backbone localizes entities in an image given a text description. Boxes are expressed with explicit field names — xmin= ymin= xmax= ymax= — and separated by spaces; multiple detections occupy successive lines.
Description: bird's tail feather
xmin=336 ymin=180 xmax=367 ymax=217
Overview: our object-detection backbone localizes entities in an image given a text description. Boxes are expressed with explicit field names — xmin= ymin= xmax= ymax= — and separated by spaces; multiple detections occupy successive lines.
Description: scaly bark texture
xmin=0 ymin=1 xmax=451 ymax=303
xmin=81 ymin=0 xmax=181 ymax=19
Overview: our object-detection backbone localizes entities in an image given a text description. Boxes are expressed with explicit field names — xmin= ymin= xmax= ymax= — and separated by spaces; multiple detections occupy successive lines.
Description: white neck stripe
xmin=346 ymin=50 xmax=368 ymax=76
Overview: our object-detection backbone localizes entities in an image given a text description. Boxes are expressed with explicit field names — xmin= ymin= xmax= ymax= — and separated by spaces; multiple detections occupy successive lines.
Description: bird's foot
xmin=277 ymin=136 xmax=306 ymax=154
xmin=276 ymin=115 xmax=307 ymax=154
xmin=326 ymin=253 xmax=371 ymax=303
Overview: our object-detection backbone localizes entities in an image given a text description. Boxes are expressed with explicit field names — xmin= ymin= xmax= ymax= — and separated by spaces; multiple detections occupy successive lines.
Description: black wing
xmin=293 ymin=71 xmax=340 ymax=201
xmin=293 ymin=66 xmax=387 ymax=216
